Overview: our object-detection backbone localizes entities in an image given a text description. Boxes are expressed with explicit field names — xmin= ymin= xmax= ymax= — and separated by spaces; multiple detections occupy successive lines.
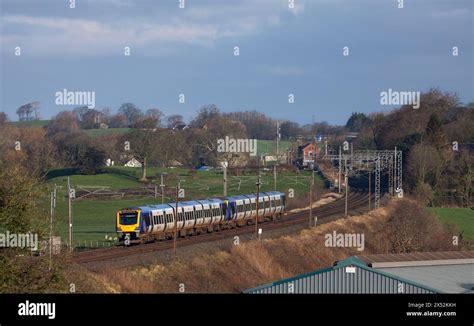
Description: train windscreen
xmin=119 ymin=211 xmax=138 ymax=225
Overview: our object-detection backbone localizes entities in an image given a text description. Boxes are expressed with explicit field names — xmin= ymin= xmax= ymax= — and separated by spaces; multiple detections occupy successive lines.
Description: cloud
xmin=0 ymin=1 xmax=306 ymax=56
xmin=1 ymin=15 xmax=227 ymax=55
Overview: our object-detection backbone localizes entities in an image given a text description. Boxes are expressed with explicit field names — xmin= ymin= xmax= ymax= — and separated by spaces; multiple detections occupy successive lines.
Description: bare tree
xmin=118 ymin=103 xmax=142 ymax=127
xmin=167 ymin=114 xmax=184 ymax=129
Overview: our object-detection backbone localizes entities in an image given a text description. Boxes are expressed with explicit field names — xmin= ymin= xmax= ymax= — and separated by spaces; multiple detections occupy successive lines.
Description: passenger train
xmin=116 ymin=191 xmax=286 ymax=244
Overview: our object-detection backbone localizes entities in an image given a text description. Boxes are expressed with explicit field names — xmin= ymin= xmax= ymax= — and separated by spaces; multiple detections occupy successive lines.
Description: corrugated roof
xmin=245 ymin=252 xmax=474 ymax=294
xmin=356 ymin=251 xmax=474 ymax=268
xmin=377 ymin=264 xmax=474 ymax=294
xmin=244 ymin=256 xmax=439 ymax=294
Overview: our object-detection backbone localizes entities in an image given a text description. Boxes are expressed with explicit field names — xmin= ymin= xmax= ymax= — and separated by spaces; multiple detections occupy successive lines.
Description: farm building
xmin=294 ymin=142 xmax=319 ymax=169
xmin=245 ymin=251 xmax=474 ymax=294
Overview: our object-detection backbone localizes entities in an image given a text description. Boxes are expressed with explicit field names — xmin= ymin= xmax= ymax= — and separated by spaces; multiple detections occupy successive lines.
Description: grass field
xmin=428 ymin=207 xmax=474 ymax=241
xmin=9 ymin=120 xmax=50 ymax=127
xmin=45 ymin=167 xmax=322 ymax=245
xmin=257 ymin=139 xmax=292 ymax=156
xmin=83 ymin=128 xmax=131 ymax=138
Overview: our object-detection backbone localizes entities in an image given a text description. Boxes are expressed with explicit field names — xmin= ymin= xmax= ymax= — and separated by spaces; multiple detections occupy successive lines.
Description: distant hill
xmin=7 ymin=120 xmax=293 ymax=155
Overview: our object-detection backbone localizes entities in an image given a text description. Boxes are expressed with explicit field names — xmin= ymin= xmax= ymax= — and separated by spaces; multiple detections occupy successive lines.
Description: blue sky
xmin=1 ymin=0 xmax=472 ymax=125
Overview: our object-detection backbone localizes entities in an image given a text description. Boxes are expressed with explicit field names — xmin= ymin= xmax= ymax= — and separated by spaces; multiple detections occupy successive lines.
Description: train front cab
xmin=116 ymin=208 xmax=144 ymax=244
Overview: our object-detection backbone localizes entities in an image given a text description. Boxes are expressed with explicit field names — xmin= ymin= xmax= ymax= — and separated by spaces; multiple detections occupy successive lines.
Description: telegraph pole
xmin=276 ymin=122 xmax=280 ymax=161
xmin=309 ymin=170 xmax=314 ymax=227
xmin=49 ymin=186 xmax=56 ymax=270
xmin=344 ymin=156 xmax=348 ymax=217
xmin=67 ymin=177 xmax=73 ymax=252
xmin=160 ymin=173 xmax=165 ymax=204
xmin=173 ymin=180 xmax=180 ymax=255
xmin=273 ymin=165 xmax=277 ymax=190
xmin=338 ymin=146 xmax=342 ymax=193
xmin=368 ymin=167 xmax=371 ymax=211
xmin=223 ymin=161 xmax=228 ymax=196
xmin=255 ymin=175 xmax=261 ymax=238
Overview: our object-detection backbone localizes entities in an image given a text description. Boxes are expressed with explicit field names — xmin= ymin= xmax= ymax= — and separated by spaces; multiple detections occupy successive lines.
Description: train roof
xmin=120 ymin=192 xmax=285 ymax=212
xmin=136 ymin=204 xmax=170 ymax=212
xmin=197 ymin=199 xmax=224 ymax=205
xmin=226 ymin=195 xmax=249 ymax=201
xmin=265 ymin=191 xmax=285 ymax=196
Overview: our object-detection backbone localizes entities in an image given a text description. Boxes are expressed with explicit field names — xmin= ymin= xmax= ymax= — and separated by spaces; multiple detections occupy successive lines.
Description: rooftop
xmin=355 ymin=251 xmax=474 ymax=293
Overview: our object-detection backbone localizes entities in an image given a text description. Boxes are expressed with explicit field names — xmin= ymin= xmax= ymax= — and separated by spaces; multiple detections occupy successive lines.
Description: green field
xmin=257 ymin=140 xmax=292 ymax=156
xmin=428 ymin=207 xmax=474 ymax=241
xmin=45 ymin=167 xmax=322 ymax=245
xmin=9 ymin=120 xmax=50 ymax=127
xmin=83 ymin=128 xmax=131 ymax=138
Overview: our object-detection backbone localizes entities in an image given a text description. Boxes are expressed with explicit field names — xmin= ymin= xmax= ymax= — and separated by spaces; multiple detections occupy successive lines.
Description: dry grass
xmin=71 ymin=198 xmax=472 ymax=293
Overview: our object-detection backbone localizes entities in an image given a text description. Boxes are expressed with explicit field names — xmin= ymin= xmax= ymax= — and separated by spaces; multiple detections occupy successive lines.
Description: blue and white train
xmin=116 ymin=191 xmax=286 ymax=244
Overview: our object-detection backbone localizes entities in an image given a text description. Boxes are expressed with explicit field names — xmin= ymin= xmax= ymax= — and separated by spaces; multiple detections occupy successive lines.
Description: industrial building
xmin=245 ymin=251 xmax=474 ymax=294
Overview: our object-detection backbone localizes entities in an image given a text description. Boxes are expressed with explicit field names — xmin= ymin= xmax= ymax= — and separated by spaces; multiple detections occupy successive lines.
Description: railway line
xmin=73 ymin=190 xmax=373 ymax=264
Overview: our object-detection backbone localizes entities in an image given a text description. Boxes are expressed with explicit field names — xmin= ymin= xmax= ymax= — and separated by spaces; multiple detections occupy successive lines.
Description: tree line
xmin=347 ymin=89 xmax=473 ymax=207
xmin=1 ymin=89 xmax=472 ymax=206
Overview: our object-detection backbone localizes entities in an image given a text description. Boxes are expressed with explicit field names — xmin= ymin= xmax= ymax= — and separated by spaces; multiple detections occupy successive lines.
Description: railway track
xmin=73 ymin=190 xmax=373 ymax=264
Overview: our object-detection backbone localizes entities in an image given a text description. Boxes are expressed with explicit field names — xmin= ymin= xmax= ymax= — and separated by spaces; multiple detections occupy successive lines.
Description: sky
xmin=0 ymin=0 xmax=473 ymax=125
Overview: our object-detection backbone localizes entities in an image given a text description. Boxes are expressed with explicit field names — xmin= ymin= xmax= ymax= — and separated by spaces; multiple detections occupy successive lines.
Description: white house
xmin=124 ymin=158 xmax=142 ymax=168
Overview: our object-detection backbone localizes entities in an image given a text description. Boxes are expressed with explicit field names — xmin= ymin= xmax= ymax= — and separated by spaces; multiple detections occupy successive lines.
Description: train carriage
xmin=116 ymin=191 xmax=286 ymax=244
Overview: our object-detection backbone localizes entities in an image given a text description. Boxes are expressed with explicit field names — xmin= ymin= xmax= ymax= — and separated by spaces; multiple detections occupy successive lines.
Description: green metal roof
xmin=244 ymin=256 xmax=442 ymax=293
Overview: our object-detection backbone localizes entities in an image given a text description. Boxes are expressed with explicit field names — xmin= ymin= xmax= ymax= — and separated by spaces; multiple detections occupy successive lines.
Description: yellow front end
xmin=116 ymin=209 xmax=141 ymax=241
